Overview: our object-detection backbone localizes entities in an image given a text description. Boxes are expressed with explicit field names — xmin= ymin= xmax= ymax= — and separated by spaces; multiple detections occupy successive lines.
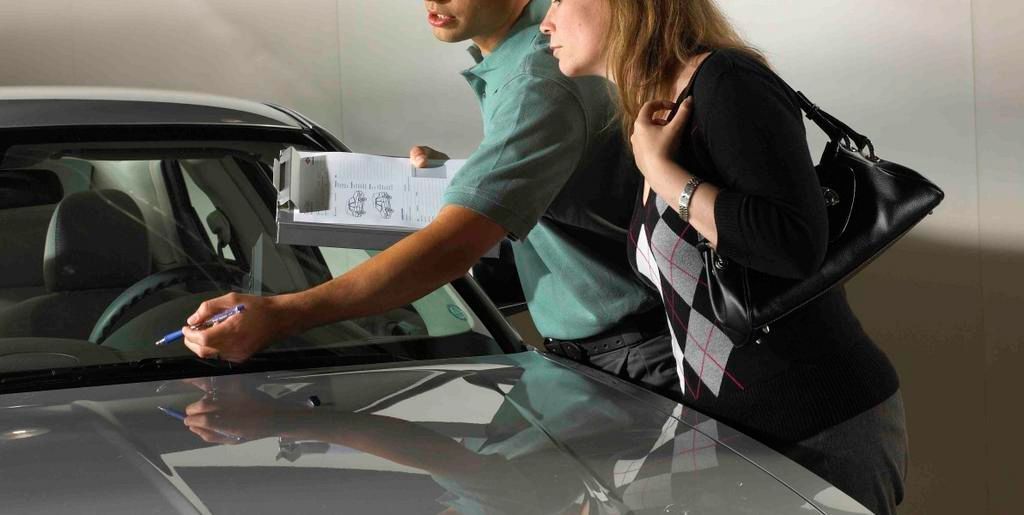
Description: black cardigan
xmin=627 ymin=49 xmax=899 ymax=445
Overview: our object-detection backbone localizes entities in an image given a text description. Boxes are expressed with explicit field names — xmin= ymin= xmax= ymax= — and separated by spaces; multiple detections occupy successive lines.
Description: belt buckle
xmin=562 ymin=342 xmax=584 ymax=361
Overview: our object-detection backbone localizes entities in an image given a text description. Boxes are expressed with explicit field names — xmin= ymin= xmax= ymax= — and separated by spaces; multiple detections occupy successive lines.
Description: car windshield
xmin=0 ymin=126 xmax=505 ymax=390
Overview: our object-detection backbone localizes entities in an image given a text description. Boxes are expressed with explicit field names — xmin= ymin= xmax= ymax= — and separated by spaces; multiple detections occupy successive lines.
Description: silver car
xmin=0 ymin=88 xmax=871 ymax=514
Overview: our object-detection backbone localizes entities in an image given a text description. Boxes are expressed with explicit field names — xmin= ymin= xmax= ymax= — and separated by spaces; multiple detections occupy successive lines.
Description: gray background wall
xmin=0 ymin=0 xmax=346 ymax=135
xmin=1 ymin=1 xmax=1021 ymax=513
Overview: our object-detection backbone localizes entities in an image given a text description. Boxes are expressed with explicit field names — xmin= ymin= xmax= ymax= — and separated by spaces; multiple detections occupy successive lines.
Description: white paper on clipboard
xmin=273 ymin=148 xmax=497 ymax=255
xmin=290 ymin=152 xmax=465 ymax=228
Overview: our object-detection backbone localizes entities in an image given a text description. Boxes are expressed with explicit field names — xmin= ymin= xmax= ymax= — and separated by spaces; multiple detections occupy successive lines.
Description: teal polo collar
xmin=462 ymin=0 xmax=549 ymax=82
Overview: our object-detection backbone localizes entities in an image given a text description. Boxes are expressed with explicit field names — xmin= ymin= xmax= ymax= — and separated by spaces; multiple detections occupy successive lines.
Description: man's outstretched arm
xmin=181 ymin=204 xmax=506 ymax=362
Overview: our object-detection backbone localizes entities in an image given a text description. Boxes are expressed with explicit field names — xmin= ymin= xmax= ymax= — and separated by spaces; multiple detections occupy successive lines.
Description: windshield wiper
xmin=0 ymin=355 xmax=222 ymax=393
xmin=0 ymin=348 xmax=413 ymax=395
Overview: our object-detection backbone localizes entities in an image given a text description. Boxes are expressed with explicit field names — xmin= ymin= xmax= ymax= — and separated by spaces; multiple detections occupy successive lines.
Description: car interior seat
xmin=0 ymin=169 xmax=64 ymax=309
xmin=0 ymin=189 xmax=155 ymax=339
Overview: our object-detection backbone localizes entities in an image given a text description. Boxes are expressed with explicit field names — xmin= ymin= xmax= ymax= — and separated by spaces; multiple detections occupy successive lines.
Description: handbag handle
xmin=795 ymin=91 xmax=878 ymax=161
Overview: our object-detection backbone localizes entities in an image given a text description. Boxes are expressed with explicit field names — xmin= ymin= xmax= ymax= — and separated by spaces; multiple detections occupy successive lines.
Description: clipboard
xmin=273 ymin=147 xmax=498 ymax=257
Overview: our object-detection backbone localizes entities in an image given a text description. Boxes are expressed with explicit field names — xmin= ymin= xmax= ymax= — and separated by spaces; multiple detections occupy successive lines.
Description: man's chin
xmin=431 ymin=27 xmax=469 ymax=43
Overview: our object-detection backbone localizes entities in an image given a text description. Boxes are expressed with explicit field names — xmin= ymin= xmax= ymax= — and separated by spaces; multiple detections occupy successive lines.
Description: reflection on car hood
xmin=0 ymin=351 xmax=867 ymax=515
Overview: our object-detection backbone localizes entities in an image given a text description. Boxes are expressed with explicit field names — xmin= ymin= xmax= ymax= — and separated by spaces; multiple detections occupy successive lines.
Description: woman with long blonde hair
xmin=542 ymin=1 xmax=908 ymax=513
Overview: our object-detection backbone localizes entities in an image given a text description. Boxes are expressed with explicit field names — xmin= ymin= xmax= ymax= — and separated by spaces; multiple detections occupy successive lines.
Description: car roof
xmin=0 ymin=87 xmax=304 ymax=130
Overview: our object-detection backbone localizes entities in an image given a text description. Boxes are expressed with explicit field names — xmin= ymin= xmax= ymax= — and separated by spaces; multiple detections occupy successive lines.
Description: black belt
xmin=544 ymin=309 xmax=667 ymax=363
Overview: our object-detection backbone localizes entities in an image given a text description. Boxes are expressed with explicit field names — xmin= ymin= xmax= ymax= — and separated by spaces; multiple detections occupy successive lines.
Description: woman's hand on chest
xmin=632 ymin=96 xmax=721 ymax=248
xmin=630 ymin=97 xmax=693 ymax=178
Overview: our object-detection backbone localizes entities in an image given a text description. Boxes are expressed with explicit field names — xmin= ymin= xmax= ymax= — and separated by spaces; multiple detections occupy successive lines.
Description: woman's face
xmin=540 ymin=0 xmax=611 ymax=78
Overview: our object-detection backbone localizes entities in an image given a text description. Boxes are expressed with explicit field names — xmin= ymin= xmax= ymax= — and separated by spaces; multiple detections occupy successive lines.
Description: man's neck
xmin=471 ymin=0 xmax=530 ymax=56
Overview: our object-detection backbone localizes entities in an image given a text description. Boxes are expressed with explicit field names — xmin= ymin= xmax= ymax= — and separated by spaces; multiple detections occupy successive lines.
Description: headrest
xmin=44 ymin=190 xmax=151 ymax=292
xmin=0 ymin=169 xmax=63 ymax=209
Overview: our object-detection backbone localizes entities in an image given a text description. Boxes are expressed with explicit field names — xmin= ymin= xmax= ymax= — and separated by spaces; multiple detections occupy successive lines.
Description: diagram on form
xmin=347 ymin=191 xmax=367 ymax=217
xmin=374 ymin=192 xmax=394 ymax=219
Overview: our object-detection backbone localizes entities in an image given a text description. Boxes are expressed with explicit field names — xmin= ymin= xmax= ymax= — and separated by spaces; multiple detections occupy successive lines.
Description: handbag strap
xmin=666 ymin=50 xmax=716 ymax=122
xmin=665 ymin=51 xmax=877 ymax=160
xmin=794 ymin=90 xmax=877 ymax=160
xmin=677 ymin=53 xmax=714 ymax=100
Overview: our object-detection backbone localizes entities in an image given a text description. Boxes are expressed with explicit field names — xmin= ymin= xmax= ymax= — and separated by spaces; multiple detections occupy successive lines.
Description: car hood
xmin=0 ymin=351 xmax=868 ymax=514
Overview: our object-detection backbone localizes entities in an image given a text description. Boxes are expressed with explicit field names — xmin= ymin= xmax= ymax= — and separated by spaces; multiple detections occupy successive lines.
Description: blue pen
xmin=154 ymin=304 xmax=246 ymax=346
xmin=158 ymin=406 xmax=244 ymax=442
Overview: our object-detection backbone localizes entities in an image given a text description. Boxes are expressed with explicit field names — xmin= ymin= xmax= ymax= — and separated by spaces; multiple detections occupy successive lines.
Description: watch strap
xmin=677 ymin=177 xmax=703 ymax=222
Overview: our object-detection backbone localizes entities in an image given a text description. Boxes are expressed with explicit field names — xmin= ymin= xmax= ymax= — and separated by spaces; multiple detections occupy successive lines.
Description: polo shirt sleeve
xmin=442 ymin=73 xmax=587 ymax=240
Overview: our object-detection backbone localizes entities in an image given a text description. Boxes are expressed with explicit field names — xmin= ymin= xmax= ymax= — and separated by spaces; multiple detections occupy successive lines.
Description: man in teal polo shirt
xmin=183 ymin=0 xmax=678 ymax=398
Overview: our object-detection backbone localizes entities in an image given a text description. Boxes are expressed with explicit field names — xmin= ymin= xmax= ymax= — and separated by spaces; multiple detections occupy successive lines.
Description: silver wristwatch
xmin=677 ymin=177 xmax=703 ymax=222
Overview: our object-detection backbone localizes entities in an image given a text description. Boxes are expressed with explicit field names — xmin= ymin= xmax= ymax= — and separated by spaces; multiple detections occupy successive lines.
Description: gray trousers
xmin=779 ymin=391 xmax=909 ymax=515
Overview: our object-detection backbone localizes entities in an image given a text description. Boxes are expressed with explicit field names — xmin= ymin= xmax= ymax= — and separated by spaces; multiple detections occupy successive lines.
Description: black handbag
xmin=695 ymin=90 xmax=945 ymax=347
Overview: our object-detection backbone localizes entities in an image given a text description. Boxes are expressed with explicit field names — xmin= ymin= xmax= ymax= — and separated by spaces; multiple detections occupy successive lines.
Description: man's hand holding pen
xmin=181 ymin=293 xmax=297 ymax=362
